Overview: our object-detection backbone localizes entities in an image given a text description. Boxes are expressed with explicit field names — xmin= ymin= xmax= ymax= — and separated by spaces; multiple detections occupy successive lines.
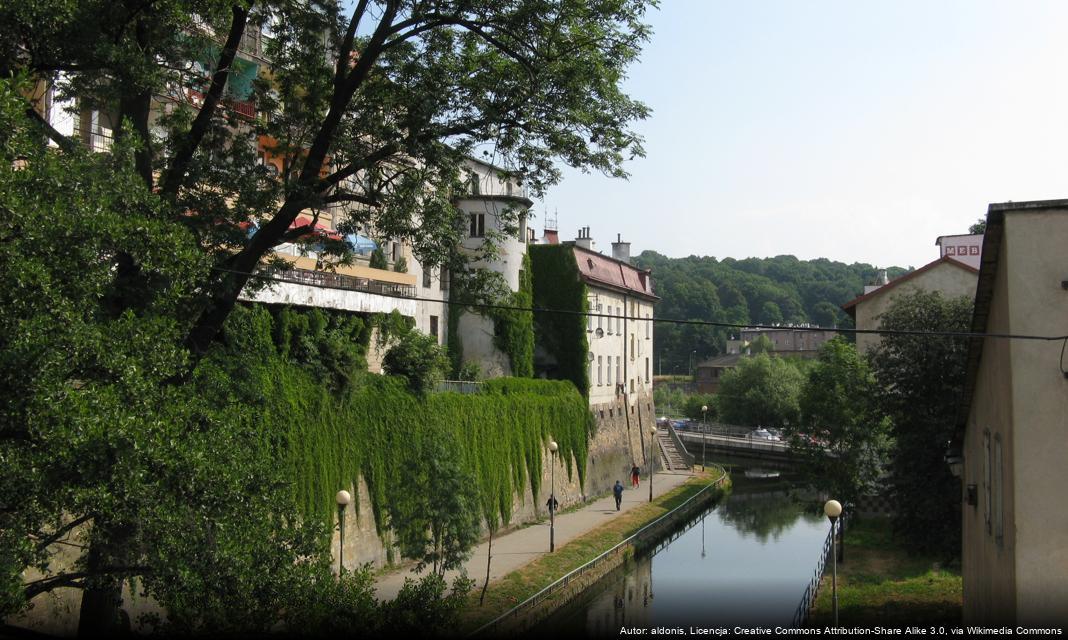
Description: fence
xmin=435 ymin=380 xmax=483 ymax=395
xmin=254 ymin=265 xmax=416 ymax=299
xmin=790 ymin=511 xmax=849 ymax=627
xmin=470 ymin=467 xmax=730 ymax=637
xmin=664 ymin=425 xmax=695 ymax=468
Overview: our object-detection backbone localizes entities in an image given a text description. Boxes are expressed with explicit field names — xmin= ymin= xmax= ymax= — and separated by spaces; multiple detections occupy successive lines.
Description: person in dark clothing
xmin=630 ymin=464 xmax=641 ymax=488
xmin=613 ymin=480 xmax=624 ymax=511
xmin=546 ymin=494 xmax=559 ymax=513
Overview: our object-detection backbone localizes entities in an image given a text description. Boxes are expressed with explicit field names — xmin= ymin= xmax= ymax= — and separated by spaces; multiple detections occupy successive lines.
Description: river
xmin=535 ymin=456 xmax=830 ymax=635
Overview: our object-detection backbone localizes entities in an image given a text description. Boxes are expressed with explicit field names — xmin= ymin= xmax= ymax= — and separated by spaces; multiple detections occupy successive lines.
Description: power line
xmin=214 ymin=266 xmax=1068 ymax=343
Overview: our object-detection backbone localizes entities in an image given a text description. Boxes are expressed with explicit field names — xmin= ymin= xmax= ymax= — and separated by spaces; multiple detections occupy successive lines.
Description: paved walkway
xmin=374 ymin=469 xmax=693 ymax=601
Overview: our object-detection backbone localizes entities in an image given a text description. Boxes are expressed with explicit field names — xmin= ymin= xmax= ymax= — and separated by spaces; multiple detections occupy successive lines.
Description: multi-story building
xmin=953 ymin=199 xmax=1068 ymax=626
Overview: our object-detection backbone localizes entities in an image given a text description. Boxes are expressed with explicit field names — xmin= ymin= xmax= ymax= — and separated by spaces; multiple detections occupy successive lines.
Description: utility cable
xmin=212 ymin=266 xmax=1068 ymax=343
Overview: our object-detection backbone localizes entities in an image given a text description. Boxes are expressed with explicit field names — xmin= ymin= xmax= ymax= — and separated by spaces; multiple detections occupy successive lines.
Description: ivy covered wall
xmin=208 ymin=304 xmax=591 ymax=538
xmin=529 ymin=244 xmax=590 ymax=396
xmin=489 ymin=252 xmax=535 ymax=377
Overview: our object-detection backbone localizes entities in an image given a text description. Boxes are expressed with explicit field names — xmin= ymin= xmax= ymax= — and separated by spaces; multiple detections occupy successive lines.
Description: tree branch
xmin=23 ymin=104 xmax=77 ymax=153
xmin=160 ymin=2 xmax=253 ymax=197
xmin=34 ymin=515 xmax=93 ymax=552
xmin=24 ymin=566 xmax=149 ymax=599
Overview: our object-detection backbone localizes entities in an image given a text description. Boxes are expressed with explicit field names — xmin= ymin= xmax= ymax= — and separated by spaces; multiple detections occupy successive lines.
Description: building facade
xmin=842 ymin=255 xmax=979 ymax=355
xmin=954 ymin=199 xmax=1068 ymax=625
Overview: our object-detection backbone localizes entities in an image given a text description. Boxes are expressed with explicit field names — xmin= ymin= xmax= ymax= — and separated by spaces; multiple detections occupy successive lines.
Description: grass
xmin=458 ymin=469 xmax=730 ymax=632
xmin=810 ymin=516 xmax=962 ymax=625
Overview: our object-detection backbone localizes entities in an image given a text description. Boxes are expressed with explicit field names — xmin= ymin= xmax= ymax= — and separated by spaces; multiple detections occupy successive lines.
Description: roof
xmin=840 ymin=255 xmax=979 ymax=318
xmin=696 ymin=353 xmax=744 ymax=369
xmin=572 ymin=244 xmax=659 ymax=302
xmin=935 ymin=233 xmax=982 ymax=246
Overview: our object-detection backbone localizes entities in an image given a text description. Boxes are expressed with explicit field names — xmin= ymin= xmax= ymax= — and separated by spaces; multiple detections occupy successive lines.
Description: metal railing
xmin=254 ymin=265 xmax=416 ymax=299
xmin=790 ymin=511 xmax=849 ymax=627
xmin=662 ymin=426 xmax=695 ymax=469
xmin=72 ymin=125 xmax=114 ymax=153
xmin=435 ymin=380 xmax=483 ymax=394
xmin=470 ymin=467 xmax=730 ymax=637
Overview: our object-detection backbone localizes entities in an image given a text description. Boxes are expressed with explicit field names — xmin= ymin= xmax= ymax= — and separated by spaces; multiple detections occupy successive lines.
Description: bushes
xmin=383 ymin=331 xmax=449 ymax=395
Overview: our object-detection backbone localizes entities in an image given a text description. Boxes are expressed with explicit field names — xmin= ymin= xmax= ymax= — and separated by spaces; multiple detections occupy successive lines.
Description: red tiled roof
xmin=573 ymin=245 xmax=658 ymax=301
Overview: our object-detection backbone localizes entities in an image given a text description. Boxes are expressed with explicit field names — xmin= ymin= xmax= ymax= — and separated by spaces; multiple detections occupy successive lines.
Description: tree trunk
xmin=479 ymin=528 xmax=493 ymax=606
xmin=77 ymin=523 xmax=132 ymax=637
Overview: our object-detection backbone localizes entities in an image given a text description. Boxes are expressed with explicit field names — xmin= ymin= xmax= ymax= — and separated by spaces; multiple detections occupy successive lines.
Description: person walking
xmin=546 ymin=494 xmax=559 ymax=514
xmin=613 ymin=480 xmax=624 ymax=511
xmin=630 ymin=463 xmax=641 ymax=489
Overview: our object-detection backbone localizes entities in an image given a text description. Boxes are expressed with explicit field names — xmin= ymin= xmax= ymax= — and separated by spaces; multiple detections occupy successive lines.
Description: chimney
xmin=877 ymin=269 xmax=888 ymax=285
xmin=575 ymin=226 xmax=594 ymax=251
xmin=611 ymin=233 xmax=631 ymax=264
xmin=542 ymin=229 xmax=559 ymax=244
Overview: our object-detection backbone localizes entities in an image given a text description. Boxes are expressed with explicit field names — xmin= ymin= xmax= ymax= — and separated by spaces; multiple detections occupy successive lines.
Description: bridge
xmin=673 ymin=424 xmax=801 ymax=463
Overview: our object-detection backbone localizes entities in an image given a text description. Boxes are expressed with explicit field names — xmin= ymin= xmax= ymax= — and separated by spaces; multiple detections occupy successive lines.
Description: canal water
xmin=536 ymin=456 xmax=829 ymax=635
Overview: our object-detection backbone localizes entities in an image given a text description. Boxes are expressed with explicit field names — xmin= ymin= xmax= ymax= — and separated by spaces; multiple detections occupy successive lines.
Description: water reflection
xmin=535 ymin=458 xmax=830 ymax=635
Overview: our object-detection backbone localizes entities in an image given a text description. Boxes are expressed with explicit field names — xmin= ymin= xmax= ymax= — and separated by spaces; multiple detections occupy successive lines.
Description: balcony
xmin=238 ymin=263 xmax=419 ymax=318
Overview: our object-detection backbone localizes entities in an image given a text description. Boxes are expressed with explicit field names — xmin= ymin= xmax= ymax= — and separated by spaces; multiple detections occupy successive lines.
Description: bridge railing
xmin=790 ymin=510 xmax=849 ymax=627
xmin=664 ymin=424 xmax=695 ymax=468
xmin=470 ymin=467 xmax=730 ymax=637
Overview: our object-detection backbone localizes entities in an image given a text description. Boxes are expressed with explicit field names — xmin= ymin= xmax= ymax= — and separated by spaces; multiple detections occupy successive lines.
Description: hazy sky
xmin=533 ymin=0 xmax=1068 ymax=269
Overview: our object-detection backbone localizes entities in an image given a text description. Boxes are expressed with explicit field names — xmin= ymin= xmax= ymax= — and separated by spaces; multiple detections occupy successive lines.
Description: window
xmin=506 ymin=181 xmax=513 ymax=196
xmin=983 ymin=431 xmax=991 ymax=534
xmin=645 ymin=313 xmax=650 ymax=339
xmin=392 ymin=241 xmax=399 ymax=262
xmin=607 ymin=357 xmax=612 ymax=384
xmin=630 ymin=335 xmax=635 ymax=360
xmin=469 ymin=171 xmax=480 ymax=195
xmin=429 ymin=316 xmax=439 ymax=342
xmin=645 ymin=357 xmax=649 ymax=381
xmin=597 ymin=356 xmax=603 ymax=386
xmin=616 ymin=307 xmax=621 ymax=334
xmin=439 ymin=269 xmax=448 ymax=291
xmin=587 ymin=307 xmax=593 ymax=332
xmin=423 ymin=268 xmax=432 ymax=288
xmin=597 ymin=304 xmax=602 ymax=330
xmin=994 ymin=435 xmax=1004 ymax=546
xmin=616 ymin=356 xmax=621 ymax=384
xmin=469 ymin=213 xmax=485 ymax=238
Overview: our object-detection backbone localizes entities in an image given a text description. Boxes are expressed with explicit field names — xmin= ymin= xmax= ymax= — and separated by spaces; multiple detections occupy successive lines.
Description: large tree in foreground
xmin=869 ymin=290 xmax=971 ymax=558
xmin=3 ymin=0 xmax=652 ymax=357
xmin=0 ymin=0 xmax=653 ymax=632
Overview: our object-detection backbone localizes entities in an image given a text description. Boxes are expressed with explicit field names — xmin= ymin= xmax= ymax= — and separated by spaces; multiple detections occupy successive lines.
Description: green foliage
xmin=457 ymin=361 xmax=482 ymax=382
xmin=490 ymin=253 xmax=535 ymax=377
xmin=791 ymin=337 xmax=890 ymax=506
xmin=369 ymin=248 xmax=389 ymax=270
xmin=869 ymin=291 xmax=972 ymax=558
xmin=968 ymin=219 xmax=987 ymax=235
xmin=389 ymin=436 xmax=482 ymax=576
xmin=748 ymin=334 xmax=774 ymax=354
xmin=682 ymin=393 xmax=718 ymax=422
xmin=393 ymin=256 xmax=408 ymax=273
xmin=529 ymin=245 xmax=590 ymax=396
xmin=716 ymin=354 xmax=805 ymax=429
xmin=382 ymin=330 xmax=449 ymax=395
xmin=633 ymin=251 xmax=912 ymax=373
xmin=652 ymin=385 xmax=685 ymax=416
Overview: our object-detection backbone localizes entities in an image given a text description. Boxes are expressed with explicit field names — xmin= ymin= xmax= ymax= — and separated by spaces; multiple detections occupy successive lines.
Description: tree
xmin=2 ymin=0 xmax=653 ymax=358
xmin=716 ymin=354 xmax=804 ymax=429
xmin=868 ymin=290 xmax=972 ymax=557
xmin=382 ymin=330 xmax=450 ymax=395
xmin=969 ymin=218 xmax=987 ymax=235
xmin=748 ymin=334 xmax=774 ymax=355
xmin=790 ymin=338 xmax=890 ymax=507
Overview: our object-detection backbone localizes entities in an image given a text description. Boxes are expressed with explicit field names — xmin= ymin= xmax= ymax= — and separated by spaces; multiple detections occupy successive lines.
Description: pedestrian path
xmin=374 ymin=470 xmax=693 ymax=601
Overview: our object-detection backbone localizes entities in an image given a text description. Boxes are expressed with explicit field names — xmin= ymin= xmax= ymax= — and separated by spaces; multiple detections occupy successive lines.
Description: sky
xmin=533 ymin=0 xmax=1068 ymax=269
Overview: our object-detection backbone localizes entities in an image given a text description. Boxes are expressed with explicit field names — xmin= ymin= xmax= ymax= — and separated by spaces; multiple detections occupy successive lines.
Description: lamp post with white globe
xmin=700 ymin=404 xmax=708 ymax=471
xmin=648 ymin=426 xmax=657 ymax=503
xmin=824 ymin=499 xmax=843 ymax=625
xmin=549 ymin=440 xmax=558 ymax=552
xmin=336 ymin=489 xmax=352 ymax=574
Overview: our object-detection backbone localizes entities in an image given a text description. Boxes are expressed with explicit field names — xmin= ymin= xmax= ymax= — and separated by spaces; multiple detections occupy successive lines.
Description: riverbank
xmin=460 ymin=469 xmax=731 ymax=633
xmin=810 ymin=516 xmax=962 ymax=625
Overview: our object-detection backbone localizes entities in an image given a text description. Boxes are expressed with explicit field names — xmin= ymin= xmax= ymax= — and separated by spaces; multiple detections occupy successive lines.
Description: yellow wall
xmin=277 ymin=255 xmax=417 ymax=287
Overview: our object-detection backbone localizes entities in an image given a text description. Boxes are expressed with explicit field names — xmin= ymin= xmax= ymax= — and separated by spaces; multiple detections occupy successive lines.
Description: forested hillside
xmin=634 ymin=251 xmax=910 ymax=374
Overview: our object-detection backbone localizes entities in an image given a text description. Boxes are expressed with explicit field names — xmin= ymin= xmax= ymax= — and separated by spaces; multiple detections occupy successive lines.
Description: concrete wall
xmin=240 ymin=279 xmax=418 ymax=317
xmin=962 ymin=235 xmax=1016 ymax=624
xmin=1004 ymin=211 xmax=1068 ymax=624
xmin=333 ymin=391 xmax=658 ymax=574
xmin=963 ymin=208 xmax=1068 ymax=625
xmin=854 ymin=261 xmax=978 ymax=355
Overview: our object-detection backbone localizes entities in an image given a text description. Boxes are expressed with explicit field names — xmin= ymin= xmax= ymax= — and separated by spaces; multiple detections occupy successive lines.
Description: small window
xmin=423 ymin=268 xmax=432 ymax=288
xmin=439 ymin=269 xmax=448 ymax=291
xmin=429 ymin=316 xmax=439 ymax=342
xmin=607 ymin=357 xmax=612 ymax=383
xmin=597 ymin=355 xmax=603 ymax=386
xmin=469 ymin=213 xmax=485 ymax=238
xmin=469 ymin=171 xmax=480 ymax=195
xmin=597 ymin=304 xmax=602 ymax=330
xmin=616 ymin=356 xmax=621 ymax=384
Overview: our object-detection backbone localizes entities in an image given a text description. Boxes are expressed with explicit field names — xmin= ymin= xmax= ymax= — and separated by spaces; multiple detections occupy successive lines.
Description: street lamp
xmin=336 ymin=489 xmax=352 ymax=575
xmin=700 ymin=404 xmax=709 ymax=471
xmin=549 ymin=441 xmax=558 ymax=552
xmin=824 ymin=499 xmax=843 ymax=626
xmin=648 ymin=426 xmax=657 ymax=503
xmin=689 ymin=350 xmax=697 ymax=377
